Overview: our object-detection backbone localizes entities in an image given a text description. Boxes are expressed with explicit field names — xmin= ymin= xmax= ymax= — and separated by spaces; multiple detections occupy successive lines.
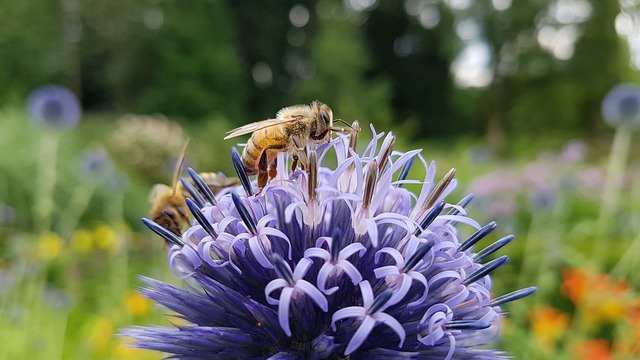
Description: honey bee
xmin=224 ymin=101 xmax=358 ymax=191
xmin=149 ymin=141 xmax=239 ymax=238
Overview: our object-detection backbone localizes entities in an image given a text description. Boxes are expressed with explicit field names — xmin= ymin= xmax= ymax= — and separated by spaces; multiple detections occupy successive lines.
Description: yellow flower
xmin=530 ymin=306 xmax=570 ymax=348
xmin=93 ymin=223 xmax=119 ymax=253
xmin=598 ymin=297 xmax=627 ymax=322
xmin=124 ymin=290 xmax=150 ymax=317
xmin=70 ymin=228 xmax=93 ymax=253
xmin=88 ymin=316 xmax=115 ymax=353
xmin=37 ymin=232 xmax=64 ymax=260
xmin=114 ymin=337 xmax=159 ymax=360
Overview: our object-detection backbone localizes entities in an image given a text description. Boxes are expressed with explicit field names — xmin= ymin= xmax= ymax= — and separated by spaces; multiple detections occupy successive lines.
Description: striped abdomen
xmin=241 ymin=127 xmax=289 ymax=175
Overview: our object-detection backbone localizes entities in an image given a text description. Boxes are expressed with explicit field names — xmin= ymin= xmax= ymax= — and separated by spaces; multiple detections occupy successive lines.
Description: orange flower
xmin=562 ymin=267 xmax=632 ymax=328
xmin=530 ymin=306 xmax=570 ymax=347
xmin=573 ymin=339 xmax=613 ymax=360
xmin=561 ymin=268 xmax=588 ymax=304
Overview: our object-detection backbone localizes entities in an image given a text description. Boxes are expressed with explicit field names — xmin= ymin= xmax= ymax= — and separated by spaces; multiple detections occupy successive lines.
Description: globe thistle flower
xmin=124 ymin=126 xmax=536 ymax=359
xmin=26 ymin=84 xmax=82 ymax=129
xmin=79 ymin=146 xmax=114 ymax=182
xmin=601 ymin=84 xmax=640 ymax=129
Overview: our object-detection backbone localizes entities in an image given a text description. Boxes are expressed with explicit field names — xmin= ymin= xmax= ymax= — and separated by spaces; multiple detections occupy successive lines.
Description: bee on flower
xmin=124 ymin=124 xmax=536 ymax=359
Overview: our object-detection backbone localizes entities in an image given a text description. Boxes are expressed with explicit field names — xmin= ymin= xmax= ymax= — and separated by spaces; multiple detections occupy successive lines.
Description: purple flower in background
xmin=80 ymin=146 xmax=113 ymax=180
xmin=124 ymin=127 xmax=535 ymax=359
xmin=559 ymin=140 xmax=587 ymax=164
xmin=26 ymin=84 xmax=82 ymax=129
xmin=601 ymin=84 xmax=640 ymax=129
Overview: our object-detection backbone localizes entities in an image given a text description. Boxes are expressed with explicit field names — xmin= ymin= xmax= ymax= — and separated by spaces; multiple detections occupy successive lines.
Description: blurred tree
xmin=226 ymin=0 xmax=302 ymax=120
xmin=292 ymin=0 xmax=392 ymax=127
xmin=0 ymin=0 xmax=65 ymax=102
xmin=479 ymin=0 xmax=550 ymax=152
xmin=364 ymin=1 xmax=459 ymax=138
xmin=568 ymin=0 xmax=630 ymax=134
xmin=0 ymin=0 xmax=636 ymax=142
xmin=109 ymin=0 xmax=247 ymax=120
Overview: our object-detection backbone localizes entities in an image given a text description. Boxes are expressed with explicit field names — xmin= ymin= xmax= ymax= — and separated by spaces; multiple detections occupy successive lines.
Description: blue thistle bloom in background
xmin=124 ymin=126 xmax=536 ymax=359
xmin=26 ymin=84 xmax=82 ymax=129
xmin=79 ymin=146 xmax=113 ymax=181
xmin=601 ymin=84 xmax=640 ymax=129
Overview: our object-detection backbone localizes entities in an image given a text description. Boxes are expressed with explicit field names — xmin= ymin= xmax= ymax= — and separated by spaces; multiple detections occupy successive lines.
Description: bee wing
xmin=171 ymin=139 xmax=190 ymax=194
xmin=199 ymin=172 xmax=241 ymax=193
xmin=224 ymin=118 xmax=298 ymax=139
xmin=149 ymin=184 xmax=171 ymax=205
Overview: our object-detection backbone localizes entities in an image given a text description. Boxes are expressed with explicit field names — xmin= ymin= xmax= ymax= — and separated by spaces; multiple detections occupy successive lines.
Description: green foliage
xmin=0 ymin=0 xmax=65 ymax=102
xmin=127 ymin=0 xmax=247 ymax=120
xmin=0 ymin=0 xmax=636 ymax=140
xmin=294 ymin=3 xmax=393 ymax=127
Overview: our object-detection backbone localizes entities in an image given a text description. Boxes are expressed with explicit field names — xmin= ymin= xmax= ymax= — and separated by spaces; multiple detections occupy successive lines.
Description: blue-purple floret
xmin=124 ymin=126 xmax=536 ymax=359
xmin=601 ymin=83 xmax=640 ymax=129
xmin=26 ymin=84 xmax=82 ymax=129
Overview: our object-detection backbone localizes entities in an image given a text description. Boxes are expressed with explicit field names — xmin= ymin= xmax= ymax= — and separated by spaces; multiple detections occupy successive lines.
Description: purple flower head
xmin=601 ymin=84 xmax=640 ymax=129
xmin=79 ymin=146 xmax=113 ymax=182
xmin=26 ymin=84 xmax=82 ymax=129
xmin=124 ymin=126 xmax=536 ymax=359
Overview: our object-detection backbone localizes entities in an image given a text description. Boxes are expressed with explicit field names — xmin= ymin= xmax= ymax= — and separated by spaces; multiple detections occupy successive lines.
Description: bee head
xmin=311 ymin=101 xmax=333 ymax=142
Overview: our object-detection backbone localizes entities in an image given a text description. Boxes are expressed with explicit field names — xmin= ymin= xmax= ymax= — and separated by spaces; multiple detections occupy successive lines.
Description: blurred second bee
xmin=149 ymin=141 xmax=239 ymax=239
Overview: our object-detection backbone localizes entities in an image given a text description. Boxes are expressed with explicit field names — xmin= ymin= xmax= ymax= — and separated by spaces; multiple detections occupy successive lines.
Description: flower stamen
xmin=446 ymin=320 xmax=491 ymax=330
xmin=266 ymin=254 xmax=328 ymax=337
xmin=331 ymin=282 xmax=406 ymax=355
xmin=377 ymin=135 xmax=396 ymax=173
xmin=232 ymin=148 xmax=253 ymax=196
xmin=185 ymin=198 xmax=217 ymax=238
xmin=458 ymin=221 xmax=497 ymax=252
xmin=369 ymin=289 xmax=393 ymax=313
xmin=142 ymin=217 xmax=184 ymax=247
xmin=188 ymin=168 xmax=217 ymax=205
xmin=231 ymin=192 xmax=257 ymax=234
xmin=272 ymin=254 xmax=295 ymax=284
xmin=308 ymin=150 xmax=318 ymax=204
xmin=402 ymin=241 xmax=433 ymax=272
xmin=395 ymin=155 xmax=415 ymax=188
xmin=474 ymin=235 xmax=514 ymax=261
xmin=423 ymin=168 xmax=456 ymax=211
xmin=180 ymin=177 xmax=206 ymax=208
xmin=414 ymin=200 xmax=446 ymax=236
xmin=362 ymin=160 xmax=378 ymax=210
xmin=330 ymin=228 xmax=342 ymax=260
xmin=491 ymin=286 xmax=538 ymax=306
xmin=464 ymin=255 xmax=509 ymax=285
xmin=305 ymin=228 xmax=366 ymax=295
xmin=445 ymin=193 xmax=474 ymax=217
xmin=348 ymin=120 xmax=360 ymax=157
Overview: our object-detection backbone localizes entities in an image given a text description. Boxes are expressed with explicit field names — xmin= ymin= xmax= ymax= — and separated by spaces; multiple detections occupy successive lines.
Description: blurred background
xmin=1 ymin=0 xmax=639 ymax=359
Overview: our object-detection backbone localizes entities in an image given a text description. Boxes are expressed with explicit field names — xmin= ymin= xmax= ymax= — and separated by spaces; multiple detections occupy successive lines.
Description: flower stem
xmin=34 ymin=131 xmax=60 ymax=233
xmin=610 ymin=229 xmax=640 ymax=284
xmin=58 ymin=183 xmax=97 ymax=237
xmin=593 ymin=125 xmax=634 ymax=260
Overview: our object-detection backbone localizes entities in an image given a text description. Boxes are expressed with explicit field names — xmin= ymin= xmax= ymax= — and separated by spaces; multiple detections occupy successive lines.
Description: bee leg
xmin=269 ymin=156 xmax=278 ymax=180
xmin=257 ymin=146 xmax=286 ymax=193
xmin=257 ymin=150 xmax=269 ymax=191
xmin=297 ymin=148 xmax=308 ymax=171
xmin=291 ymin=154 xmax=299 ymax=172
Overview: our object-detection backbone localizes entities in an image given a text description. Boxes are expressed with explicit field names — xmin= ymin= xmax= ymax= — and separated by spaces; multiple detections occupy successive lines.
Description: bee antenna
xmin=331 ymin=119 xmax=360 ymax=134
xmin=335 ymin=119 xmax=355 ymax=129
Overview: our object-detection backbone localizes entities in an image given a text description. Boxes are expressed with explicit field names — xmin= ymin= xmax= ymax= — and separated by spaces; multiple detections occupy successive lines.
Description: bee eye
xmin=320 ymin=110 xmax=330 ymax=125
